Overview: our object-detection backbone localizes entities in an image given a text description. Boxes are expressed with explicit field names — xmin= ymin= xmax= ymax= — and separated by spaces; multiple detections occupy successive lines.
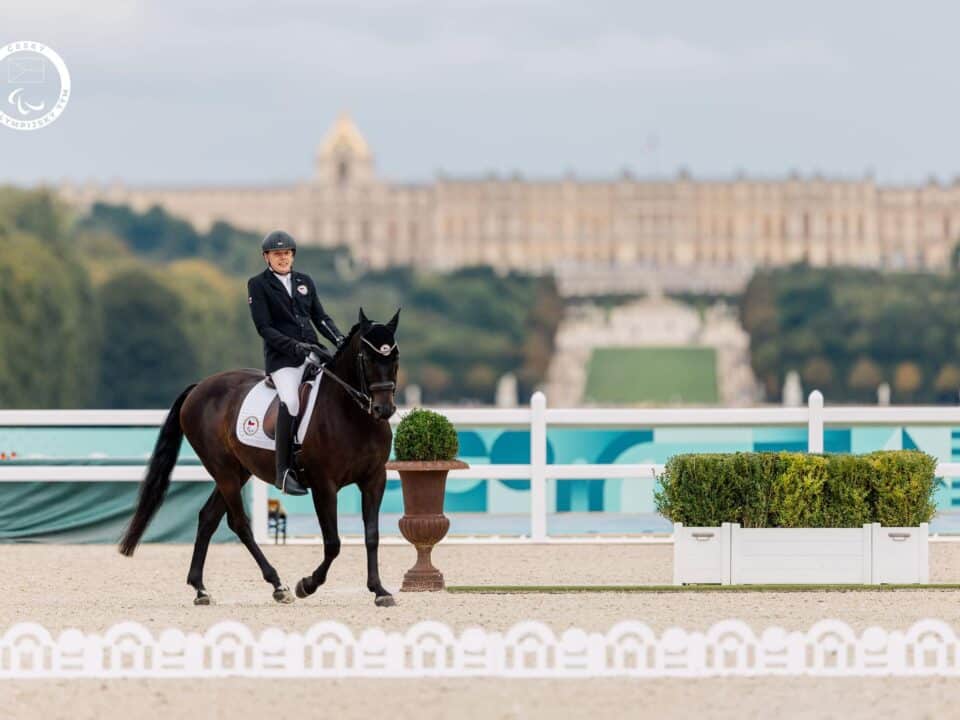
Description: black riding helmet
xmin=262 ymin=230 xmax=297 ymax=254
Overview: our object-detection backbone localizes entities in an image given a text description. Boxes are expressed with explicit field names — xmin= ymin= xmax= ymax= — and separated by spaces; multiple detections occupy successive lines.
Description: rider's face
xmin=265 ymin=249 xmax=294 ymax=274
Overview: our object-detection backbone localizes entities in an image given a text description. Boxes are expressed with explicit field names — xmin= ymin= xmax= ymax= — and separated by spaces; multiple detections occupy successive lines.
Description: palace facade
xmin=59 ymin=115 xmax=960 ymax=290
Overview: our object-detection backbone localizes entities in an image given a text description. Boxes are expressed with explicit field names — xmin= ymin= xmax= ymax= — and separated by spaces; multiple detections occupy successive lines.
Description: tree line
xmin=741 ymin=265 xmax=960 ymax=403
xmin=0 ymin=188 xmax=562 ymax=409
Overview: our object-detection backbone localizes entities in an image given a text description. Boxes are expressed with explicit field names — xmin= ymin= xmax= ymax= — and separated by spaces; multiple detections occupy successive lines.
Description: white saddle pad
xmin=235 ymin=372 xmax=323 ymax=451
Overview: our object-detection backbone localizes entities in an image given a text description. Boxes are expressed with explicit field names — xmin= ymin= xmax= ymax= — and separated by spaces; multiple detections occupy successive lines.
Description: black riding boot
xmin=275 ymin=403 xmax=308 ymax=496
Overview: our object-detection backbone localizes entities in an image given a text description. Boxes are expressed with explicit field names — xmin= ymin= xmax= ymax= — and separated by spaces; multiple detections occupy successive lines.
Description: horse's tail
xmin=119 ymin=383 xmax=197 ymax=556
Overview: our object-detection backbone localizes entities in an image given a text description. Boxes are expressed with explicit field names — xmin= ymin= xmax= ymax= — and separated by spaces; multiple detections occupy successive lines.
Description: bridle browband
xmin=307 ymin=327 xmax=397 ymax=416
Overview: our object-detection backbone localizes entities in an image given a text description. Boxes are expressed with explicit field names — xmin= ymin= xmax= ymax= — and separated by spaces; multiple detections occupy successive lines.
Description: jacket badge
xmin=297 ymin=284 xmax=308 ymax=295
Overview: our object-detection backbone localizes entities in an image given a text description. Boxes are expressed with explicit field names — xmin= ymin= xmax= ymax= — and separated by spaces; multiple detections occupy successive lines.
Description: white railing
xmin=3 ymin=390 xmax=960 ymax=544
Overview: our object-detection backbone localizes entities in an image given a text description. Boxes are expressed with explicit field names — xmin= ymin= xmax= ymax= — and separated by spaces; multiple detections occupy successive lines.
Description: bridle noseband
xmin=308 ymin=330 xmax=397 ymax=416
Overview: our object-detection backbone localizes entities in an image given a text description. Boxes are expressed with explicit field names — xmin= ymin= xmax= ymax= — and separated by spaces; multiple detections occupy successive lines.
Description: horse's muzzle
xmin=372 ymin=403 xmax=396 ymax=421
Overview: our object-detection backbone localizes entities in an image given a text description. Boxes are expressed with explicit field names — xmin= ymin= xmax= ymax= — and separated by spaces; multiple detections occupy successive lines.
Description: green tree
xmin=801 ymin=356 xmax=834 ymax=391
xmin=848 ymin=357 xmax=883 ymax=399
xmin=893 ymin=361 xmax=923 ymax=401
xmin=934 ymin=364 xmax=960 ymax=402
xmin=464 ymin=364 xmax=498 ymax=401
xmin=419 ymin=363 xmax=452 ymax=401
xmin=0 ymin=189 xmax=100 ymax=408
xmin=163 ymin=259 xmax=260 ymax=377
xmin=739 ymin=265 xmax=960 ymax=403
xmin=96 ymin=269 xmax=198 ymax=408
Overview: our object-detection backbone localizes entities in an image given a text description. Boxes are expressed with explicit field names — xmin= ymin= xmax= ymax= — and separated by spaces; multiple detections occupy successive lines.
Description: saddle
xmin=262 ymin=363 xmax=321 ymax=440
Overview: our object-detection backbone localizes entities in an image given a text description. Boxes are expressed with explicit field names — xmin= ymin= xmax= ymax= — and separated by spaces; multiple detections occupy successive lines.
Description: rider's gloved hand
xmin=297 ymin=342 xmax=332 ymax=365
xmin=293 ymin=341 xmax=312 ymax=361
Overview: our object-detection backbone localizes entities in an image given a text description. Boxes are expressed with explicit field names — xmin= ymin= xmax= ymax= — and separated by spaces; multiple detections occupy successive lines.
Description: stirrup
xmin=278 ymin=469 xmax=308 ymax=496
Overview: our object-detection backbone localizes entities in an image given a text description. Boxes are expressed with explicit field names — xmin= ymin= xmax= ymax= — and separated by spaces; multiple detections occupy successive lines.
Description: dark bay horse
xmin=119 ymin=309 xmax=400 ymax=608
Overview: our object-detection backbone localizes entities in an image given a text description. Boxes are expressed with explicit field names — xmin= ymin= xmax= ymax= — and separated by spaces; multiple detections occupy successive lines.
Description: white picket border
xmin=3 ymin=618 xmax=960 ymax=678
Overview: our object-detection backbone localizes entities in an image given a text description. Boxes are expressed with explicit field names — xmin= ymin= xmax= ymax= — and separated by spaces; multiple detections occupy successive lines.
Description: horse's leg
xmin=220 ymin=476 xmax=295 ymax=604
xmin=186 ymin=489 xmax=227 ymax=605
xmin=361 ymin=475 xmax=395 ymax=607
xmin=295 ymin=482 xmax=340 ymax=598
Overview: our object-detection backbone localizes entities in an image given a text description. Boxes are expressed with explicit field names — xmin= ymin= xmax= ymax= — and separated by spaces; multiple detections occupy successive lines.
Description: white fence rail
xmin=2 ymin=390 xmax=960 ymax=544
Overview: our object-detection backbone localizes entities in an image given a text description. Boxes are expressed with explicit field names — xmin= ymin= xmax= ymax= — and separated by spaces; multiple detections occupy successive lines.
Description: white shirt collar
xmin=273 ymin=271 xmax=292 ymax=295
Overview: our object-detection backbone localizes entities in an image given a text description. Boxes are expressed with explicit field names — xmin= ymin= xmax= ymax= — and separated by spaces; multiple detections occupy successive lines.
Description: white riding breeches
xmin=270 ymin=359 xmax=309 ymax=416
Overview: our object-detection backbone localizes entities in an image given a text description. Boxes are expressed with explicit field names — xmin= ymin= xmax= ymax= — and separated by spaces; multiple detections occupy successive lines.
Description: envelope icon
xmin=8 ymin=56 xmax=45 ymax=84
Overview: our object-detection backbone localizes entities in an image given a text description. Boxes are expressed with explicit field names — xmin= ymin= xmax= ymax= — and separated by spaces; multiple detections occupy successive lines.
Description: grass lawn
xmin=447 ymin=584 xmax=960 ymax=594
xmin=584 ymin=346 xmax=718 ymax=404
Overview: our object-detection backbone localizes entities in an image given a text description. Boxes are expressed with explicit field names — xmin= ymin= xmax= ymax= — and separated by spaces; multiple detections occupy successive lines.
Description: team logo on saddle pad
xmin=297 ymin=284 xmax=308 ymax=295
xmin=236 ymin=375 xmax=323 ymax=451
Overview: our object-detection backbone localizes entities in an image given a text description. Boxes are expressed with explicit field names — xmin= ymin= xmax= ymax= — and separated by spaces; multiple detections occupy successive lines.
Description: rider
xmin=247 ymin=230 xmax=346 ymax=496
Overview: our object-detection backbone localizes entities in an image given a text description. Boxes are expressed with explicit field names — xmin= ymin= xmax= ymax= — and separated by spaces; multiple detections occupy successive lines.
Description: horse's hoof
xmin=194 ymin=591 xmax=213 ymax=606
xmin=375 ymin=594 xmax=397 ymax=608
xmin=295 ymin=578 xmax=313 ymax=599
xmin=273 ymin=585 xmax=295 ymax=604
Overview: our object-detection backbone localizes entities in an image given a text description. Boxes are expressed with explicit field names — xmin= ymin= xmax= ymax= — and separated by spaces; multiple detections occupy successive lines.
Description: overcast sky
xmin=2 ymin=0 xmax=957 ymax=186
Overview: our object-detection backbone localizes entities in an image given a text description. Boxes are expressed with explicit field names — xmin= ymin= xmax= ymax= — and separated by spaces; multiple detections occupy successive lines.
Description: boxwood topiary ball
xmin=393 ymin=408 xmax=459 ymax=461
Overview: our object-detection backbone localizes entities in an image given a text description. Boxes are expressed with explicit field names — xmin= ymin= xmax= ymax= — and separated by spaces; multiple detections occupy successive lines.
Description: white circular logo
xmin=0 ymin=41 xmax=71 ymax=132
xmin=297 ymin=284 xmax=308 ymax=295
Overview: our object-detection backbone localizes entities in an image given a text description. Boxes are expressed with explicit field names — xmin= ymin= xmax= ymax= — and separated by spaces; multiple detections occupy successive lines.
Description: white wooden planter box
xmin=672 ymin=524 xmax=731 ymax=584
xmin=673 ymin=522 xmax=928 ymax=585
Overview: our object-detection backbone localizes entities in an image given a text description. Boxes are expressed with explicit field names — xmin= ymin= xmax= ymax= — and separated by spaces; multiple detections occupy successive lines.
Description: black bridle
xmin=306 ymin=332 xmax=397 ymax=416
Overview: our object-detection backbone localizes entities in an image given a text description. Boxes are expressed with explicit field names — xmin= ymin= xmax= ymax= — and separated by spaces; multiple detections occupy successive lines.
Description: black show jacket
xmin=247 ymin=268 xmax=344 ymax=373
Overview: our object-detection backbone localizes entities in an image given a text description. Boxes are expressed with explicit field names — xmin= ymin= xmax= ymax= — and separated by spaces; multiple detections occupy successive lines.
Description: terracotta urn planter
xmin=386 ymin=459 xmax=469 ymax=591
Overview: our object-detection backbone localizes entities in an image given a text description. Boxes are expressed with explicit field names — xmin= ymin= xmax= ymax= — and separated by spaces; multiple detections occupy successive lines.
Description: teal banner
xmin=0 ymin=481 xmax=238 ymax=544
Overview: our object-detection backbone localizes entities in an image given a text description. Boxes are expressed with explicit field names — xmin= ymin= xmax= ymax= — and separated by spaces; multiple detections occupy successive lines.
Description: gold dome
xmin=318 ymin=112 xmax=371 ymax=159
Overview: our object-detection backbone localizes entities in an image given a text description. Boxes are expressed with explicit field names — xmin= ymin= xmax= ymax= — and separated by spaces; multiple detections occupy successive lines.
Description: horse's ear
xmin=358 ymin=307 xmax=370 ymax=326
xmin=386 ymin=308 xmax=401 ymax=333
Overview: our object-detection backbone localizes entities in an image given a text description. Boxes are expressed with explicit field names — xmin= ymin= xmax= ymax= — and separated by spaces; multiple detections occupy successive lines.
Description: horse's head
xmin=352 ymin=307 xmax=400 ymax=421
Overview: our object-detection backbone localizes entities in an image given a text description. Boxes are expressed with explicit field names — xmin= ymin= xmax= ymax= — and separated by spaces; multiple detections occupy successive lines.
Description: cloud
xmin=6 ymin=0 xmax=143 ymax=34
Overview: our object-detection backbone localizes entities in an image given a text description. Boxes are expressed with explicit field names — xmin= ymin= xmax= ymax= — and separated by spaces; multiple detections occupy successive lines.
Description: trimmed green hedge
xmin=654 ymin=450 xmax=938 ymax=528
xmin=393 ymin=408 xmax=459 ymax=461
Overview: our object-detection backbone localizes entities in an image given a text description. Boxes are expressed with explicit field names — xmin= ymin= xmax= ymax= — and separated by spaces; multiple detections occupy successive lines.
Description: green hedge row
xmin=654 ymin=450 xmax=938 ymax=528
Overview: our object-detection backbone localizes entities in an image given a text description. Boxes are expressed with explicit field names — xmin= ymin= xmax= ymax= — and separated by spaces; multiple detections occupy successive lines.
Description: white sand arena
xmin=4 ymin=541 xmax=960 ymax=719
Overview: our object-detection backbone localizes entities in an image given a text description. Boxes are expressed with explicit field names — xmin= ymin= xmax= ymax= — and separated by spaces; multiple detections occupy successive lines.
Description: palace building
xmin=58 ymin=114 xmax=960 ymax=293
